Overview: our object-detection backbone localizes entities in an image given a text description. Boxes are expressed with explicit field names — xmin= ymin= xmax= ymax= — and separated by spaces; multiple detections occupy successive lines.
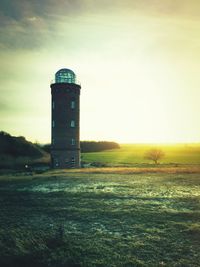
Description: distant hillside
xmin=0 ymin=131 xmax=45 ymax=158
xmin=0 ymin=131 xmax=49 ymax=169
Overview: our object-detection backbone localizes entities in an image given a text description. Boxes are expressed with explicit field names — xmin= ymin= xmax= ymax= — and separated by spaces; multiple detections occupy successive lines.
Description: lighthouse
xmin=50 ymin=68 xmax=81 ymax=168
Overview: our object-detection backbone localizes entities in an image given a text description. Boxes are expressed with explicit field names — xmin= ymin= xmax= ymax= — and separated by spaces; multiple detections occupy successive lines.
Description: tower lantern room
xmin=50 ymin=68 xmax=81 ymax=168
xmin=55 ymin=68 xmax=76 ymax=84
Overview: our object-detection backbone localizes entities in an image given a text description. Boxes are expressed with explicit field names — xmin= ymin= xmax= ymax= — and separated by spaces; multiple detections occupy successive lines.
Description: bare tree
xmin=144 ymin=148 xmax=165 ymax=164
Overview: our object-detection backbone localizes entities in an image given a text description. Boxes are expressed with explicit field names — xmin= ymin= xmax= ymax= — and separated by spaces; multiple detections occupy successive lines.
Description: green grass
xmin=81 ymin=144 xmax=200 ymax=166
xmin=0 ymin=169 xmax=200 ymax=266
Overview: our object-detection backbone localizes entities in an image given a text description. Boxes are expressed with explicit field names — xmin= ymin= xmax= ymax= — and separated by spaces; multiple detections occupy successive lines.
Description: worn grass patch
xmin=0 ymin=171 xmax=200 ymax=266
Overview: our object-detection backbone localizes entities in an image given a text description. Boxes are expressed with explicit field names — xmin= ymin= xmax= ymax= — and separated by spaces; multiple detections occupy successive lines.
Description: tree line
xmin=42 ymin=141 xmax=120 ymax=153
xmin=0 ymin=131 xmax=120 ymax=157
xmin=80 ymin=141 xmax=120 ymax=152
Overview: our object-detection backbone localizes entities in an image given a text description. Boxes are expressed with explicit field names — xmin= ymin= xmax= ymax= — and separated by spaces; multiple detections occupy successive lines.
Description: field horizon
xmin=81 ymin=143 xmax=200 ymax=166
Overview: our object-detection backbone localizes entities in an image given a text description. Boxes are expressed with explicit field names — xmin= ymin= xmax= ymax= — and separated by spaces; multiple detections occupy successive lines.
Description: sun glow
xmin=1 ymin=3 xmax=200 ymax=144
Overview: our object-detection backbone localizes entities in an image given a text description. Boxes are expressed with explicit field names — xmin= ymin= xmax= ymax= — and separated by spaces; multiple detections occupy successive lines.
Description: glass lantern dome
xmin=55 ymin=68 xmax=76 ymax=84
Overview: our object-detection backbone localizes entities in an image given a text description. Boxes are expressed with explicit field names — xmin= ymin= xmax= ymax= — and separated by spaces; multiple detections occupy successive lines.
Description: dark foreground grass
xmin=0 ymin=170 xmax=200 ymax=267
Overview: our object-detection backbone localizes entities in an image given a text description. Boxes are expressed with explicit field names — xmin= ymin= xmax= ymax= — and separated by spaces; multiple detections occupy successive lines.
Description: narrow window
xmin=71 ymin=138 xmax=75 ymax=145
xmin=71 ymin=100 xmax=75 ymax=109
xmin=70 ymin=120 xmax=75 ymax=127
xmin=52 ymin=120 xmax=55 ymax=127
xmin=71 ymin=157 xmax=75 ymax=163
xmin=55 ymin=158 xmax=59 ymax=167
xmin=52 ymin=101 xmax=55 ymax=109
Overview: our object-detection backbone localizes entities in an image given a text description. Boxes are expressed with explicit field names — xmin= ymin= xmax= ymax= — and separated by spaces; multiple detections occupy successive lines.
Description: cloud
xmin=0 ymin=1 xmax=54 ymax=50
xmin=0 ymin=0 xmax=86 ymax=24
xmin=0 ymin=0 xmax=97 ymax=50
xmin=0 ymin=0 xmax=200 ymax=50
xmin=1 ymin=0 xmax=200 ymax=23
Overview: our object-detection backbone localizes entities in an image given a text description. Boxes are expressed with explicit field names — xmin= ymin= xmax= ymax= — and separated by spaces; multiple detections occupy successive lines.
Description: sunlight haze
xmin=0 ymin=0 xmax=200 ymax=143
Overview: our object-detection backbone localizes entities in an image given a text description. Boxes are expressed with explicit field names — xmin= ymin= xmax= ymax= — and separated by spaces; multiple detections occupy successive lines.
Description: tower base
xmin=51 ymin=149 xmax=80 ymax=169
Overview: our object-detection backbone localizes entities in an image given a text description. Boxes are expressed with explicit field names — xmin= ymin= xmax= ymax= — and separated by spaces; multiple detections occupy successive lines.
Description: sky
xmin=0 ymin=0 xmax=200 ymax=144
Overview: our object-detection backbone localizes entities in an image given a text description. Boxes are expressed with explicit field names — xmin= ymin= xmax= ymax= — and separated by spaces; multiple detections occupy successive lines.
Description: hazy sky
xmin=0 ymin=0 xmax=200 ymax=143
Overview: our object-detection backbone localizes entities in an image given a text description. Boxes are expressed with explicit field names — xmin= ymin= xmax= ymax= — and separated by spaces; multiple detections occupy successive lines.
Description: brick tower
xmin=50 ymin=68 xmax=81 ymax=168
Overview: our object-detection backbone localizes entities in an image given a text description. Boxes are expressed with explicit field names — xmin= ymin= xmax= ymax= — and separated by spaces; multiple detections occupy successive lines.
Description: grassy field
xmin=0 ymin=169 xmax=200 ymax=267
xmin=81 ymin=144 xmax=200 ymax=166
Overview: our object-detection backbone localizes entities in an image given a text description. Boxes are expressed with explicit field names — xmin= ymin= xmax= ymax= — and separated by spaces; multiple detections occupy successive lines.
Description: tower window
xmin=71 ymin=138 xmax=75 ymax=145
xmin=70 ymin=120 xmax=75 ymax=127
xmin=52 ymin=101 xmax=55 ymax=109
xmin=71 ymin=100 xmax=75 ymax=109
xmin=71 ymin=157 xmax=75 ymax=164
xmin=52 ymin=120 xmax=55 ymax=127
xmin=54 ymin=158 xmax=59 ymax=167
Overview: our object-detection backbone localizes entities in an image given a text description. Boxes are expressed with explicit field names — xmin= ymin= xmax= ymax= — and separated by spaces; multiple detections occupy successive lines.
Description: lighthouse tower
xmin=50 ymin=68 xmax=81 ymax=168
